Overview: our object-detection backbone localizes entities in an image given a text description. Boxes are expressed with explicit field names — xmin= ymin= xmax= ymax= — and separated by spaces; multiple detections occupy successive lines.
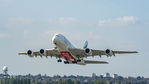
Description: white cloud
xmin=0 ymin=33 xmax=9 ymax=39
xmin=58 ymin=17 xmax=78 ymax=24
xmin=5 ymin=17 xmax=34 ymax=28
xmin=42 ymin=31 xmax=66 ymax=39
xmin=48 ymin=16 xmax=138 ymax=28
xmin=48 ymin=17 xmax=78 ymax=25
xmin=98 ymin=16 xmax=138 ymax=27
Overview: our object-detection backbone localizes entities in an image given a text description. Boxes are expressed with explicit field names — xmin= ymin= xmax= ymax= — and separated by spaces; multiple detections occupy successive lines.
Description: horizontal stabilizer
xmin=18 ymin=52 xmax=27 ymax=55
xmin=84 ymin=60 xmax=108 ymax=64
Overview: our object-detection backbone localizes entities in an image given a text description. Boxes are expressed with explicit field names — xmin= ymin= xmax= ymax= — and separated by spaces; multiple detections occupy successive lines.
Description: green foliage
xmin=0 ymin=78 xmax=30 ymax=84
xmin=0 ymin=77 xmax=147 ymax=84
xmin=95 ymin=80 xmax=105 ymax=84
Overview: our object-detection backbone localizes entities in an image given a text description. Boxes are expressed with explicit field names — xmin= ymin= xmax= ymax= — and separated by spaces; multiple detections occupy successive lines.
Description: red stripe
xmin=60 ymin=51 xmax=75 ymax=61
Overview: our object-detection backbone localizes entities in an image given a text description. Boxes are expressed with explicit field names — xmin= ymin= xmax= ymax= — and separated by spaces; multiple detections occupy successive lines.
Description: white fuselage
xmin=52 ymin=34 xmax=75 ymax=51
xmin=52 ymin=34 xmax=77 ymax=62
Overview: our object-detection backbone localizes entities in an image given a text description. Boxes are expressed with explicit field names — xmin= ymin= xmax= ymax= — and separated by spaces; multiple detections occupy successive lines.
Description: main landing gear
xmin=63 ymin=59 xmax=82 ymax=64
xmin=64 ymin=61 xmax=69 ymax=64
xmin=64 ymin=60 xmax=77 ymax=64
xmin=72 ymin=60 xmax=77 ymax=64
xmin=72 ymin=59 xmax=81 ymax=64
xmin=77 ymin=59 xmax=81 ymax=62
xmin=57 ymin=59 xmax=62 ymax=62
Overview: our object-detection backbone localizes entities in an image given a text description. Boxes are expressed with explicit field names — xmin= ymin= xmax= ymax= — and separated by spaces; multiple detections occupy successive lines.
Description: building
xmin=113 ymin=74 xmax=118 ymax=78
xmin=92 ymin=73 xmax=96 ymax=78
xmin=104 ymin=73 xmax=111 ymax=78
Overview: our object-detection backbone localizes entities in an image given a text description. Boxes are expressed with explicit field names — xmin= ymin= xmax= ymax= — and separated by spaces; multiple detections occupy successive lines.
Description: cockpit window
xmin=56 ymin=35 xmax=60 ymax=37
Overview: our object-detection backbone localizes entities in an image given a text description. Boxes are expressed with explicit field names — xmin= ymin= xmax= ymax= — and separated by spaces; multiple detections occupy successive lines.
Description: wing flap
xmin=113 ymin=51 xmax=138 ymax=54
xmin=84 ymin=60 xmax=108 ymax=64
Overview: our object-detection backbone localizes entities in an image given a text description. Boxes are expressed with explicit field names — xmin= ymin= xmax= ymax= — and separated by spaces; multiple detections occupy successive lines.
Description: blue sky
xmin=0 ymin=0 xmax=149 ymax=77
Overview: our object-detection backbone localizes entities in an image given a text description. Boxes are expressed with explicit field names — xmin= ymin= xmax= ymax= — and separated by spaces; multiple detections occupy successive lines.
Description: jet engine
xmin=85 ymin=48 xmax=92 ymax=55
xmin=27 ymin=50 xmax=34 ymax=57
xmin=105 ymin=49 xmax=113 ymax=56
xmin=39 ymin=49 xmax=47 ymax=56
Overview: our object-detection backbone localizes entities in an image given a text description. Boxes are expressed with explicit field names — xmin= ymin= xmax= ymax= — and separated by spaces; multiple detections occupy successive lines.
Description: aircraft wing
xmin=69 ymin=48 xmax=138 ymax=58
xmin=18 ymin=49 xmax=61 ymax=58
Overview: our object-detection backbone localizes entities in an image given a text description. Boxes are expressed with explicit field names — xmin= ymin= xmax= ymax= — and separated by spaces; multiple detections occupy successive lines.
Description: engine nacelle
xmin=105 ymin=49 xmax=113 ymax=56
xmin=39 ymin=49 xmax=47 ymax=56
xmin=85 ymin=48 xmax=92 ymax=55
xmin=27 ymin=50 xmax=34 ymax=57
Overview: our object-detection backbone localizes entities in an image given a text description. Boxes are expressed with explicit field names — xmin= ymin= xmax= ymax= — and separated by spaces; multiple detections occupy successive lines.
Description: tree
xmin=94 ymin=80 xmax=105 ymax=84
xmin=74 ymin=80 xmax=80 ymax=84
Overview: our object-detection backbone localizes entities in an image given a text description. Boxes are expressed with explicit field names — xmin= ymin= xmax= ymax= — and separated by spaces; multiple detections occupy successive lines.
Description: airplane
xmin=18 ymin=34 xmax=138 ymax=65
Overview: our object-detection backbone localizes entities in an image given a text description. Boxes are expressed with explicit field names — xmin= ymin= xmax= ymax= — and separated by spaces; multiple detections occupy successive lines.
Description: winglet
xmin=83 ymin=40 xmax=88 ymax=49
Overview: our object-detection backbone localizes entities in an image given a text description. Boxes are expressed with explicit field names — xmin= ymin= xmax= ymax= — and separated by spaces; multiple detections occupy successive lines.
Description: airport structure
xmin=0 ymin=66 xmax=10 ymax=79
xmin=104 ymin=73 xmax=111 ymax=78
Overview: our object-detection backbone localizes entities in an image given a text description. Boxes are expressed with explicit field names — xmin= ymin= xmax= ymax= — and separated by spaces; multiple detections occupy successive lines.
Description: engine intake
xmin=27 ymin=50 xmax=34 ymax=57
xmin=105 ymin=49 xmax=113 ymax=56
xmin=39 ymin=49 xmax=46 ymax=56
xmin=85 ymin=48 xmax=92 ymax=55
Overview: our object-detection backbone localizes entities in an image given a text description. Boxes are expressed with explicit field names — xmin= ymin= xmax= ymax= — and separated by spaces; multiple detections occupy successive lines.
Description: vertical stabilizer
xmin=83 ymin=40 xmax=88 ymax=49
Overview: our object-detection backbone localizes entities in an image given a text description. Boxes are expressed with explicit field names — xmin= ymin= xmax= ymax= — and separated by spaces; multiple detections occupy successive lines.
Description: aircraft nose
xmin=52 ymin=34 xmax=59 ymax=44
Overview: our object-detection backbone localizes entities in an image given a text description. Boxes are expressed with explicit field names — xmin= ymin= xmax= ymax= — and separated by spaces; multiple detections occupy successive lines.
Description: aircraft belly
xmin=60 ymin=51 xmax=75 ymax=62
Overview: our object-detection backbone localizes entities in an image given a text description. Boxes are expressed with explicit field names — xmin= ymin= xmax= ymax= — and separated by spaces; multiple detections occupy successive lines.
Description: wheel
xmin=64 ymin=61 xmax=69 ymax=64
xmin=77 ymin=59 xmax=81 ymax=62
xmin=72 ymin=61 xmax=77 ymax=64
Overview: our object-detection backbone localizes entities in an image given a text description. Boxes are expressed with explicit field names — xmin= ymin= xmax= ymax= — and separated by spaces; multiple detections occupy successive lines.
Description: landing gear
xmin=57 ymin=59 xmax=62 ymax=62
xmin=72 ymin=60 xmax=77 ymax=64
xmin=64 ymin=61 xmax=69 ymax=64
xmin=77 ymin=59 xmax=81 ymax=62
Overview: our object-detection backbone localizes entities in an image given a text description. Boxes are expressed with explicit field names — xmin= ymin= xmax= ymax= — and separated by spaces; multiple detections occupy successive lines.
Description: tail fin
xmin=83 ymin=40 xmax=88 ymax=49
